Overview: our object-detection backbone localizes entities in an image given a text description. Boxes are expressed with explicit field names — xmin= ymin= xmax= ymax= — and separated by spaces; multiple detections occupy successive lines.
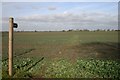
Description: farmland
xmin=2 ymin=31 xmax=120 ymax=78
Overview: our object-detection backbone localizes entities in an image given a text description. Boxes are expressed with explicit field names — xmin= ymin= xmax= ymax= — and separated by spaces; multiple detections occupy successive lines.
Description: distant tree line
xmin=5 ymin=29 xmax=119 ymax=32
xmin=61 ymin=29 xmax=120 ymax=32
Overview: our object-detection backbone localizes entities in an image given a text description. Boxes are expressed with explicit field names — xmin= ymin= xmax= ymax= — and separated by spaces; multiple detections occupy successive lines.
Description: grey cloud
xmin=48 ymin=6 xmax=57 ymax=10
xmin=31 ymin=5 xmax=43 ymax=10
xmin=14 ymin=6 xmax=22 ymax=9
xmin=31 ymin=6 xmax=57 ymax=10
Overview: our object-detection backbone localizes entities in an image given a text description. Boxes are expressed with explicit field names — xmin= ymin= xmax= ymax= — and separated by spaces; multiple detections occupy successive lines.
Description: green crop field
xmin=2 ymin=31 xmax=120 ymax=78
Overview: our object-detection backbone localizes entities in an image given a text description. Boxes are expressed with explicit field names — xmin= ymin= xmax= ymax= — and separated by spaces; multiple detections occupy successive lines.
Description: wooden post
xmin=9 ymin=17 xmax=14 ymax=77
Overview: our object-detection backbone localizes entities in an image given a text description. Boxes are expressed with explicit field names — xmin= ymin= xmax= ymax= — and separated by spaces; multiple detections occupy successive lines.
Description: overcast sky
xmin=2 ymin=2 xmax=118 ymax=31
